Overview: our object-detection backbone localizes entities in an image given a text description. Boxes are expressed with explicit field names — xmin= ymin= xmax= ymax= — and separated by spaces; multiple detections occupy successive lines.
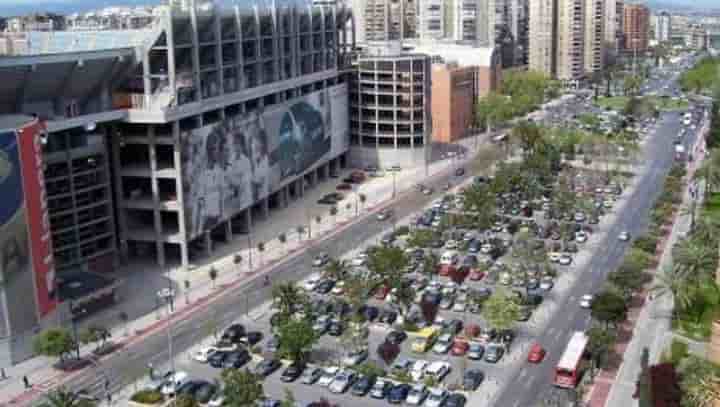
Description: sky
xmin=0 ymin=0 xmax=718 ymax=17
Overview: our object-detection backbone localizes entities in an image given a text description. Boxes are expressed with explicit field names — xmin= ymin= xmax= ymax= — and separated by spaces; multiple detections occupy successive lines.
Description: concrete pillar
xmin=225 ymin=220 xmax=233 ymax=242
xmin=298 ymin=178 xmax=304 ymax=197
xmin=205 ymin=231 xmax=213 ymax=256
xmin=312 ymin=169 xmax=318 ymax=186
xmin=156 ymin=242 xmax=166 ymax=267
xmin=322 ymin=163 xmax=330 ymax=179
xmin=263 ymin=197 xmax=270 ymax=219
xmin=245 ymin=208 xmax=253 ymax=232
xmin=180 ymin=242 xmax=190 ymax=269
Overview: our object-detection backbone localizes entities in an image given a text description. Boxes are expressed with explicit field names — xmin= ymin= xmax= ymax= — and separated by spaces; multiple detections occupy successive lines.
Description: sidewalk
xmin=0 ymin=137 xmax=486 ymax=406
xmin=585 ymin=116 xmax=708 ymax=407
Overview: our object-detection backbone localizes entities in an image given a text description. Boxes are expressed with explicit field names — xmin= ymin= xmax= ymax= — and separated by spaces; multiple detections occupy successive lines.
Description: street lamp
xmin=392 ymin=168 xmax=397 ymax=199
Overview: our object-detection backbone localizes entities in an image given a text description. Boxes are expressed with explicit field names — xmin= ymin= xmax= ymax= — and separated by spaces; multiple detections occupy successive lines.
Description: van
xmin=439 ymin=251 xmax=458 ymax=266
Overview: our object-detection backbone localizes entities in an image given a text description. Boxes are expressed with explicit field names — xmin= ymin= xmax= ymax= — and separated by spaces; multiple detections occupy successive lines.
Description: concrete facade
xmin=349 ymin=48 xmax=431 ymax=169
xmin=583 ymin=0 xmax=605 ymax=75
xmin=655 ymin=11 xmax=671 ymax=42
xmin=431 ymin=63 xmax=475 ymax=143
xmin=529 ymin=0 xmax=556 ymax=77
xmin=555 ymin=0 xmax=585 ymax=81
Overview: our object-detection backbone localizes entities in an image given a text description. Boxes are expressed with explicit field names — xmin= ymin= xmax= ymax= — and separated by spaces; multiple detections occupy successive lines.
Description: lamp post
xmin=392 ymin=168 xmax=397 ymax=199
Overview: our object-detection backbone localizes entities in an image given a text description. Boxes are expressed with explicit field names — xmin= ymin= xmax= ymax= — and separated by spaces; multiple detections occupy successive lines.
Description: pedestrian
xmin=0 ymin=368 xmax=6 ymax=380
xmin=22 ymin=375 xmax=30 ymax=389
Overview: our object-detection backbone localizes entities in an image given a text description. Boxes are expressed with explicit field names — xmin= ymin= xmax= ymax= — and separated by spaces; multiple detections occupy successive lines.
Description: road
xmin=492 ymin=81 xmax=694 ymax=406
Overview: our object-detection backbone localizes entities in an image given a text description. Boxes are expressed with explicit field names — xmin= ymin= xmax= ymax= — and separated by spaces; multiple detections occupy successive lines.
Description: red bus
xmin=554 ymin=331 xmax=589 ymax=388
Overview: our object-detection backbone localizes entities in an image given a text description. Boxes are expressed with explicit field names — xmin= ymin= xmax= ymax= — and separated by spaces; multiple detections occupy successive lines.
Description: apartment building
xmin=555 ymin=0 xmax=585 ymax=81
xmin=655 ymin=11 xmax=672 ymax=42
xmin=358 ymin=0 xmax=417 ymax=42
xmin=529 ymin=0 xmax=557 ymax=76
xmin=584 ymin=0 xmax=605 ymax=75
xmin=623 ymin=3 xmax=649 ymax=51
xmin=418 ymin=0 xmax=447 ymax=40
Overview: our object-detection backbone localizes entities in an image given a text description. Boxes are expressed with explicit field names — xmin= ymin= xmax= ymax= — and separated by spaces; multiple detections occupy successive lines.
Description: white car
xmin=303 ymin=274 xmax=322 ymax=291
xmin=328 ymin=370 xmax=356 ymax=394
xmin=331 ymin=281 xmax=345 ymax=295
xmin=559 ymin=254 xmax=573 ymax=265
xmin=575 ymin=231 xmax=588 ymax=243
xmin=208 ymin=395 xmax=225 ymax=407
xmin=313 ymin=253 xmax=330 ymax=267
xmin=351 ymin=253 xmax=368 ymax=266
xmin=540 ymin=278 xmax=554 ymax=291
xmin=317 ymin=366 xmax=340 ymax=387
xmin=574 ymin=212 xmax=586 ymax=222
xmin=425 ymin=361 xmax=451 ymax=381
xmin=618 ymin=231 xmax=631 ymax=241
xmin=580 ymin=294 xmax=594 ymax=308
xmin=548 ymin=252 xmax=561 ymax=263
xmin=160 ymin=371 xmax=189 ymax=396
xmin=406 ymin=384 xmax=428 ymax=405
xmin=445 ymin=240 xmax=459 ymax=249
xmin=425 ymin=388 xmax=448 ymax=407
xmin=410 ymin=360 xmax=429 ymax=382
xmin=192 ymin=346 xmax=217 ymax=363
xmin=452 ymin=301 xmax=467 ymax=312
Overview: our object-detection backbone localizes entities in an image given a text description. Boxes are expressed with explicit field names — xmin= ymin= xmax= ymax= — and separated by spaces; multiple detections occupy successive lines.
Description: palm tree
xmin=651 ymin=265 xmax=694 ymax=319
xmin=673 ymin=237 xmax=715 ymax=283
xmin=684 ymin=375 xmax=720 ymax=407
xmin=40 ymin=387 xmax=95 ymax=407
xmin=271 ymin=282 xmax=306 ymax=316
xmin=695 ymin=149 xmax=720 ymax=195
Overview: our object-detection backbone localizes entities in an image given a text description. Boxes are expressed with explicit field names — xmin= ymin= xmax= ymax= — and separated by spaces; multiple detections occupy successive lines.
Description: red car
xmin=527 ymin=343 xmax=546 ymax=363
xmin=438 ymin=264 xmax=455 ymax=277
xmin=451 ymin=338 xmax=470 ymax=356
xmin=374 ymin=285 xmax=390 ymax=300
xmin=469 ymin=269 xmax=485 ymax=281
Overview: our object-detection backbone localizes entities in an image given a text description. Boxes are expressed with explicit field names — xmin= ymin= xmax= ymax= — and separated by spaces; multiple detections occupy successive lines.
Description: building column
xmin=180 ymin=242 xmax=190 ymax=270
xmin=263 ymin=197 xmax=270 ymax=219
xmin=298 ymin=178 xmax=304 ymax=197
xmin=312 ymin=169 xmax=319 ymax=185
xmin=322 ymin=163 xmax=330 ymax=179
xmin=283 ymin=186 xmax=289 ymax=207
xmin=225 ymin=220 xmax=233 ymax=241
xmin=245 ymin=208 xmax=253 ymax=232
xmin=156 ymin=242 xmax=166 ymax=267
xmin=205 ymin=231 xmax=213 ymax=256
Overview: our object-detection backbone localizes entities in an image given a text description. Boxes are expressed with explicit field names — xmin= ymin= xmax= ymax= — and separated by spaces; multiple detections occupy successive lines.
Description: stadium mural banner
xmin=16 ymin=120 xmax=56 ymax=318
xmin=181 ymin=84 xmax=349 ymax=239
xmin=0 ymin=128 xmax=37 ymax=338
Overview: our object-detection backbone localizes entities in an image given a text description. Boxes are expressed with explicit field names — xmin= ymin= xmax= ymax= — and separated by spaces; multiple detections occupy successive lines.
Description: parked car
xmin=388 ymin=383 xmax=411 ymax=404
xmin=424 ymin=388 xmax=448 ymax=407
xmin=253 ymin=358 xmax=282 ymax=377
xmin=527 ymin=343 xmax=546 ymax=363
xmin=370 ymin=378 xmax=393 ymax=399
xmin=445 ymin=393 xmax=467 ymax=407
xmin=484 ymin=345 xmax=504 ymax=363
xmin=329 ymin=370 xmax=357 ymax=394
xmin=317 ymin=367 xmax=340 ymax=387
xmin=300 ymin=367 xmax=324 ymax=385
xmin=342 ymin=348 xmax=369 ymax=366
xmin=462 ymin=369 xmax=484 ymax=391
xmin=351 ymin=374 xmax=375 ymax=396
xmin=406 ymin=384 xmax=429 ymax=405
xmin=280 ymin=363 xmax=305 ymax=382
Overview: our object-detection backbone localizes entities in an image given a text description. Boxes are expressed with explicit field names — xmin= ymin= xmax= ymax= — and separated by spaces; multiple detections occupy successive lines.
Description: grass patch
xmin=702 ymin=192 xmax=720 ymax=222
xmin=596 ymin=96 xmax=629 ymax=111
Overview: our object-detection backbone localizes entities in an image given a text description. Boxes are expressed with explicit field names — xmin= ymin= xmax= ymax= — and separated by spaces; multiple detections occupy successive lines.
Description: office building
xmin=604 ymin=0 xmax=624 ymax=58
xmin=655 ymin=11 xmax=671 ymax=42
xmin=685 ymin=24 xmax=709 ymax=50
xmin=349 ymin=44 xmax=431 ymax=168
xmin=584 ymin=0 xmax=605 ymax=75
xmin=453 ymin=0 xmax=495 ymax=45
xmin=622 ymin=3 xmax=649 ymax=52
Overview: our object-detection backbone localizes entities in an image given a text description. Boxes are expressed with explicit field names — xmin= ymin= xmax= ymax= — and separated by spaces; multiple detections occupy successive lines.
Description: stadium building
xmin=0 ymin=0 xmax=355 ymax=364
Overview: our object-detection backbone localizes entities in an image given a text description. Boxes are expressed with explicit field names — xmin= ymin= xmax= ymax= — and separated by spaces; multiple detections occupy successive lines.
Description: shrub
xmin=130 ymin=389 xmax=164 ymax=404
xmin=394 ymin=226 xmax=410 ymax=236
xmin=353 ymin=361 xmax=386 ymax=379
xmin=669 ymin=340 xmax=689 ymax=366
xmin=633 ymin=235 xmax=658 ymax=254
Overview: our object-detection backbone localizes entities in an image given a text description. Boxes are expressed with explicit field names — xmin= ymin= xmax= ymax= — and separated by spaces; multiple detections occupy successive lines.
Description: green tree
xmin=678 ymin=355 xmax=720 ymax=407
xmin=586 ymin=326 xmax=616 ymax=375
xmin=78 ymin=325 xmax=111 ymax=353
xmin=271 ymin=281 xmax=306 ymax=316
xmin=40 ymin=387 xmax=96 ymax=407
xmin=323 ymin=259 xmax=350 ymax=281
xmin=220 ymin=369 xmax=264 ymax=407
xmin=481 ymin=288 xmax=521 ymax=331
xmin=209 ymin=267 xmax=218 ymax=289
xmin=276 ymin=318 xmax=319 ymax=363
xmin=590 ymin=290 xmax=627 ymax=328
xmin=512 ymin=121 xmax=545 ymax=158
xmin=607 ymin=266 xmax=647 ymax=298
xmin=651 ymin=266 xmax=694 ymax=321
xmin=366 ymin=246 xmax=408 ymax=287
xmin=34 ymin=328 xmax=75 ymax=362
xmin=422 ymin=253 xmax=439 ymax=281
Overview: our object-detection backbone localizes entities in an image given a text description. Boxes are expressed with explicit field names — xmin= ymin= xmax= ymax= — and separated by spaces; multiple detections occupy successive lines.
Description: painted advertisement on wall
xmin=16 ymin=120 xmax=56 ymax=318
xmin=181 ymin=84 xmax=349 ymax=239
xmin=0 ymin=129 xmax=37 ymax=339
